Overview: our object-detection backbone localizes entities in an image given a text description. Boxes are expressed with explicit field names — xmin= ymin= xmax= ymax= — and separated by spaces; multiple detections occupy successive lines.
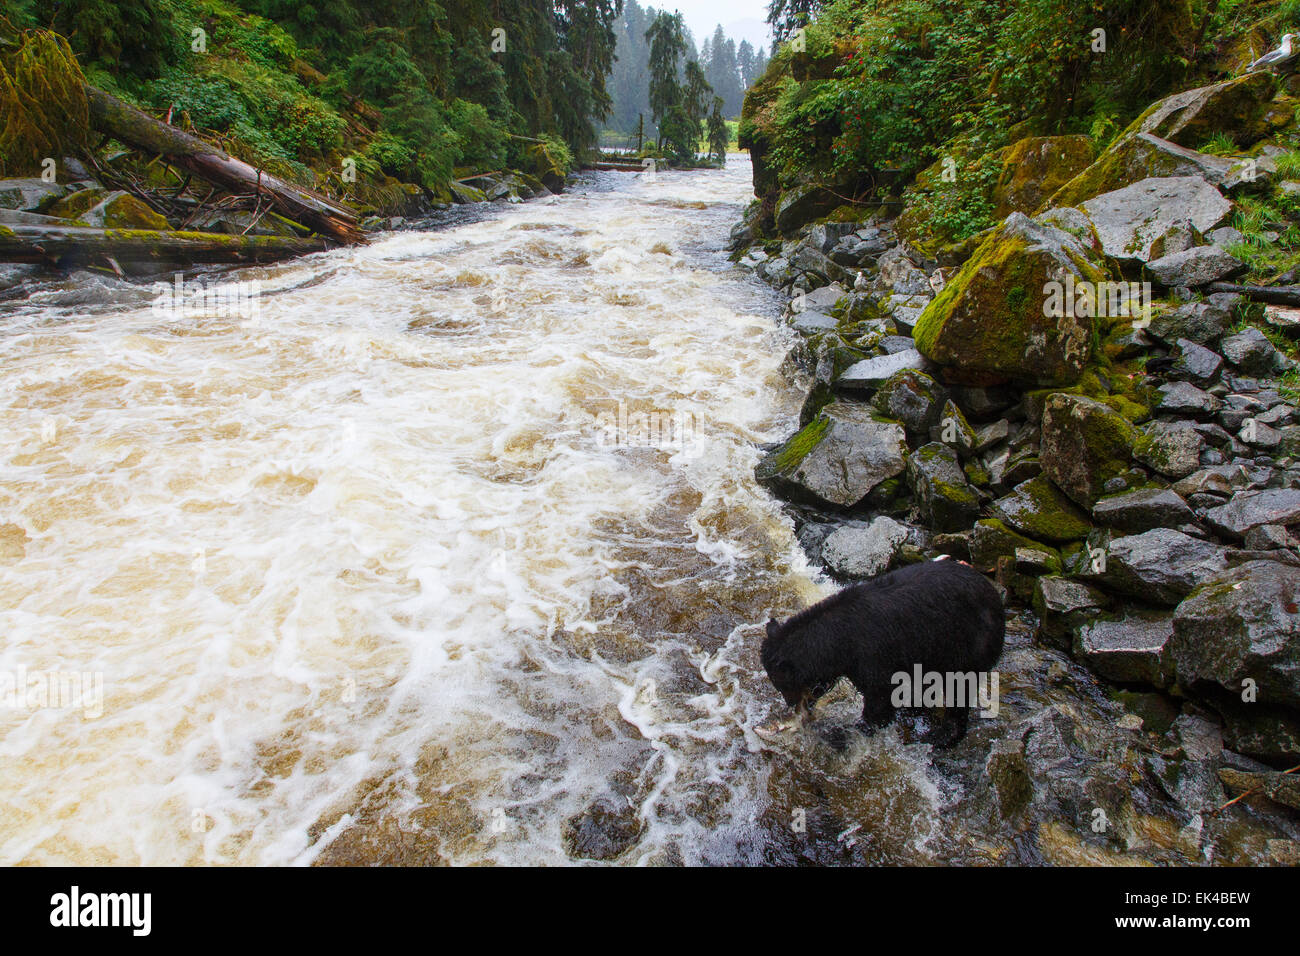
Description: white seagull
xmin=1248 ymin=33 xmax=1299 ymax=72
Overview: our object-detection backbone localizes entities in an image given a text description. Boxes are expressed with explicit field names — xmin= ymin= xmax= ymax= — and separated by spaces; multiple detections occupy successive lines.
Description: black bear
xmin=760 ymin=559 xmax=1004 ymax=746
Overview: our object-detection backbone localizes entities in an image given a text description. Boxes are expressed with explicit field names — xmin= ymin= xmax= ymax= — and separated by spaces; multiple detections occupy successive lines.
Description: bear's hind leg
xmin=922 ymin=706 xmax=970 ymax=749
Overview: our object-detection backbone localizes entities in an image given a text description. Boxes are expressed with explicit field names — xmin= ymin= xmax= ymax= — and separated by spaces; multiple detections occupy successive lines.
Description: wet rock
xmin=821 ymin=517 xmax=909 ymax=578
xmin=993 ymin=476 xmax=1094 ymax=543
xmin=950 ymin=384 xmax=1020 ymax=421
xmin=1092 ymin=488 xmax=1194 ymax=533
xmin=0 ymin=178 xmax=70 ymax=212
xmin=795 ymin=284 xmax=848 ymax=314
xmin=1131 ymin=73 xmax=1275 ymax=148
xmin=775 ymin=183 xmax=841 ymax=234
xmin=1219 ymin=327 xmax=1280 ymax=376
xmin=1075 ymin=613 xmax=1174 ymax=686
xmin=835 ymin=349 xmax=929 ymax=390
xmin=912 ymin=212 xmax=1108 ymax=387
xmin=562 ymin=798 xmax=642 ymax=861
xmin=1145 ymin=246 xmax=1241 ymax=287
xmin=1171 ymin=561 xmax=1300 ymax=708
xmin=1218 ymin=768 xmax=1300 ymax=811
xmin=1146 ymin=295 xmax=1237 ymax=346
xmin=1218 ymin=705 xmax=1300 ymax=763
xmin=1080 ymin=527 xmax=1229 ymax=606
xmin=1203 ymin=488 xmax=1300 ymax=539
xmin=1079 ymin=177 xmax=1231 ymax=263
xmin=970 ymin=518 xmax=1058 ymax=574
xmin=1171 ymin=338 xmax=1223 ymax=384
xmin=993 ymin=135 xmax=1096 ymax=216
xmin=787 ymin=310 xmax=838 ymax=334
xmin=907 ymin=442 xmax=981 ymax=533
xmin=1155 ymin=381 xmax=1221 ymax=419
xmin=1040 ymin=393 xmax=1138 ymax=508
xmin=756 ymin=402 xmax=908 ymax=508
xmin=875 ymin=248 xmax=933 ymax=297
xmin=1243 ymin=523 xmax=1296 ymax=550
xmin=1133 ymin=420 xmax=1204 ymax=479
xmin=1034 ymin=576 xmax=1110 ymax=649
xmin=879 ymin=334 xmax=917 ymax=354
xmin=872 ymin=368 xmax=946 ymax=432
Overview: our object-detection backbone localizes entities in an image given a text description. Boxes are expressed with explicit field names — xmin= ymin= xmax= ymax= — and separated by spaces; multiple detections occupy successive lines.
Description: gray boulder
xmin=1079 ymin=176 xmax=1231 ymax=262
xmin=1075 ymin=613 xmax=1174 ymax=686
xmin=1145 ymin=246 xmax=1241 ymax=287
xmin=1203 ymin=488 xmax=1300 ymax=539
xmin=1080 ymin=527 xmax=1229 ymax=605
xmin=755 ymin=402 xmax=908 ymax=508
xmin=821 ymin=517 xmax=909 ymax=578
xmin=836 ymin=349 xmax=929 ymax=390
xmin=1171 ymin=561 xmax=1300 ymax=708
xmin=1155 ymin=381 xmax=1221 ymax=419
xmin=0 ymin=178 xmax=69 ymax=212
xmin=1092 ymin=488 xmax=1194 ymax=533
xmin=1219 ymin=327 xmax=1280 ymax=376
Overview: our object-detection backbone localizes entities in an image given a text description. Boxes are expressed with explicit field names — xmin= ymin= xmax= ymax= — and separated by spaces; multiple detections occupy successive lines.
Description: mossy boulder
xmin=80 ymin=191 xmax=169 ymax=230
xmin=775 ymin=182 xmax=842 ymax=235
xmin=1039 ymin=393 xmax=1137 ymax=509
xmin=45 ymin=187 xmax=108 ymax=221
xmin=969 ymin=517 xmax=1059 ymax=573
xmin=449 ymin=181 xmax=487 ymax=203
xmin=992 ymin=476 xmax=1094 ymax=544
xmin=993 ymin=135 xmax=1095 ymax=217
xmin=1130 ymin=72 xmax=1275 ymax=150
xmin=1047 ymin=133 xmax=1252 ymax=210
xmin=755 ymin=401 xmax=908 ymax=509
xmin=912 ymin=212 xmax=1109 ymax=387
xmin=872 ymin=368 xmax=946 ymax=432
xmin=906 ymin=442 xmax=981 ymax=533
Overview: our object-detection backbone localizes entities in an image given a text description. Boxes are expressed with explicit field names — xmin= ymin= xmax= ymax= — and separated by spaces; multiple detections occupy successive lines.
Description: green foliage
xmin=904 ymin=150 xmax=1003 ymax=241
xmin=0 ymin=28 xmax=90 ymax=176
xmin=33 ymin=0 xmax=184 ymax=78
xmin=755 ymin=0 xmax=1200 ymax=195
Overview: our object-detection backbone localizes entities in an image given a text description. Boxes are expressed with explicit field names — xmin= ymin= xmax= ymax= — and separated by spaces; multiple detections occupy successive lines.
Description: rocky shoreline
xmin=732 ymin=73 xmax=1300 ymax=859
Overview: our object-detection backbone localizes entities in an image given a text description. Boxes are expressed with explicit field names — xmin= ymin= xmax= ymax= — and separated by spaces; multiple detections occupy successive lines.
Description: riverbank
xmin=731 ymin=58 xmax=1300 ymax=859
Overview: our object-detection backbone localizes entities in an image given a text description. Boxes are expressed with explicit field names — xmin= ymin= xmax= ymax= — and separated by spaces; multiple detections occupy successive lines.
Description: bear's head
xmin=761 ymin=619 xmax=805 ymax=708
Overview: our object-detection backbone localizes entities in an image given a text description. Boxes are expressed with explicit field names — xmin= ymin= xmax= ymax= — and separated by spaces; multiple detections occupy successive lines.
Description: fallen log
xmin=84 ymin=86 xmax=366 ymax=245
xmin=0 ymin=222 xmax=334 ymax=269
xmin=585 ymin=162 xmax=647 ymax=172
xmin=1204 ymin=281 xmax=1300 ymax=306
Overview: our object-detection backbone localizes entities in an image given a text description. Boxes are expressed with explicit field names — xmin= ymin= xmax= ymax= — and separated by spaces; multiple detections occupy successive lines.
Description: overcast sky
xmin=674 ymin=1 xmax=773 ymax=50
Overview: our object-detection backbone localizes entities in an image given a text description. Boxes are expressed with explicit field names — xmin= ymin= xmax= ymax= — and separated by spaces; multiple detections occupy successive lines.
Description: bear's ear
xmin=765 ymin=620 xmax=778 ymax=639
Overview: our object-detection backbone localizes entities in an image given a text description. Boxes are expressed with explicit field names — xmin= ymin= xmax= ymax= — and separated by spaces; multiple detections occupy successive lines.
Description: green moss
xmin=763 ymin=414 xmax=831 ymax=475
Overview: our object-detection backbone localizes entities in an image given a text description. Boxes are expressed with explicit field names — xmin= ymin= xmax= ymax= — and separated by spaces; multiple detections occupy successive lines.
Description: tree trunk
xmin=85 ymin=86 xmax=366 ymax=245
xmin=1205 ymin=281 xmax=1300 ymax=306
xmin=0 ymin=222 xmax=334 ymax=269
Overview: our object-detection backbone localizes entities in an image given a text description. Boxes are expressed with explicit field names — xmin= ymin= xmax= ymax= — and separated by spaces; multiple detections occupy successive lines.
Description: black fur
xmin=761 ymin=561 xmax=1004 ymax=744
